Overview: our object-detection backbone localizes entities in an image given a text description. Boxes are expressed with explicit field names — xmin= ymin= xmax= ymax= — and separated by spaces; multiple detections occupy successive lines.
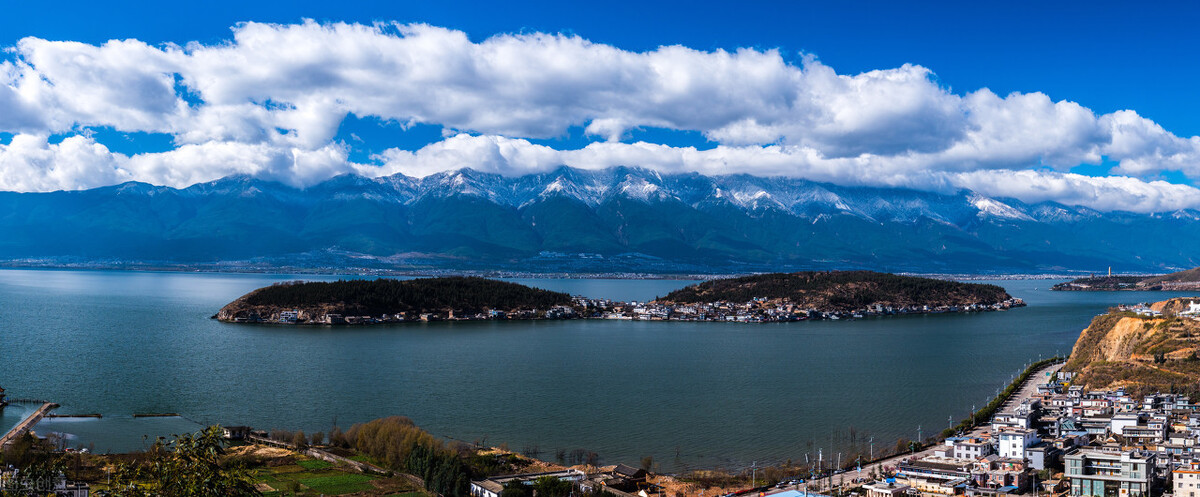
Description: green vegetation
xmin=250 ymin=457 xmax=412 ymax=497
xmin=296 ymin=459 xmax=333 ymax=470
xmin=1063 ymin=302 xmax=1200 ymax=397
xmin=223 ymin=277 xmax=573 ymax=319
xmin=659 ymin=271 xmax=1011 ymax=311
xmin=1051 ymin=276 xmax=1146 ymax=291
xmin=243 ymin=277 xmax=572 ymax=314
xmin=331 ymin=416 xmax=470 ymax=497
xmin=297 ymin=473 xmax=377 ymax=494
xmin=0 ymin=432 xmax=69 ymax=495
xmin=939 ymin=356 xmax=1064 ymax=439
xmin=501 ymin=476 xmax=575 ymax=497
xmin=108 ymin=426 xmax=259 ymax=496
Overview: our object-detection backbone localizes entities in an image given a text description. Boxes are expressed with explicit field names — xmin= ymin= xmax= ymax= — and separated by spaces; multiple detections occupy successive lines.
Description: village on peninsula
xmin=213 ymin=271 xmax=1026 ymax=326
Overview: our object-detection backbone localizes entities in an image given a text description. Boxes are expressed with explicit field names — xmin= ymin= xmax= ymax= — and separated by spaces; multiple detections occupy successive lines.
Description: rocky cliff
xmin=1064 ymin=298 xmax=1200 ymax=396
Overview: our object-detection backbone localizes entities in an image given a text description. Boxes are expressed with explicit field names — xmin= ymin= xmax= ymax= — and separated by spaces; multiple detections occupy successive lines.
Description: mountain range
xmin=2 ymin=166 xmax=1198 ymax=274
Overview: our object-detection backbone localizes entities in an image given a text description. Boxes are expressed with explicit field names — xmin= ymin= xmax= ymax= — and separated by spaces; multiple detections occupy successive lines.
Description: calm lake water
xmin=1 ymin=269 xmax=1195 ymax=470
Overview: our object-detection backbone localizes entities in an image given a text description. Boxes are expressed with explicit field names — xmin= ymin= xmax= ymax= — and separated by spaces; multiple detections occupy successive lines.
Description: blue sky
xmin=5 ymin=0 xmax=1197 ymax=135
xmin=2 ymin=0 xmax=1200 ymax=212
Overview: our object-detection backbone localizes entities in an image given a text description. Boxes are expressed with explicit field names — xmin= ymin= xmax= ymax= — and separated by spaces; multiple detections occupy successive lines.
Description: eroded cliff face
xmin=1064 ymin=298 xmax=1200 ymax=396
xmin=1067 ymin=315 xmax=1160 ymax=366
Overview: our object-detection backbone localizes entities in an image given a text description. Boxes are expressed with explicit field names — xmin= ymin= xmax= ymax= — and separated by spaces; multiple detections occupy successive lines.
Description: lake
xmin=0 ymin=269 xmax=1193 ymax=470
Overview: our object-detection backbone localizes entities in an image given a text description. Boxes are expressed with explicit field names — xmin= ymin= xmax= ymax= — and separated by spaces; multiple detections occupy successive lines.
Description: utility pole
xmin=818 ymin=449 xmax=823 ymax=491
xmin=751 ymin=461 xmax=757 ymax=488
xmin=837 ymin=452 xmax=843 ymax=495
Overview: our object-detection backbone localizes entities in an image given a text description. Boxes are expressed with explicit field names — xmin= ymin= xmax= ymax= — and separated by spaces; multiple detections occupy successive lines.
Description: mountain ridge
xmin=2 ymin=166 xmax=1199 ymax=273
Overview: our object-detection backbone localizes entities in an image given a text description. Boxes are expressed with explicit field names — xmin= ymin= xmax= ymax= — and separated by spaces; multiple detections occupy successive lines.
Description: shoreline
xmin=217 ymin=296 xmax=1027 ymax=325
xmin=217 ymin=303 xmax=1025 ymax=326
xmin=0 ymin=262 xmax=1103 ymax=281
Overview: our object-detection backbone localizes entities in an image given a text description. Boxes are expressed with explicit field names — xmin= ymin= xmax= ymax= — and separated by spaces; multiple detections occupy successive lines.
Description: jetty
xmin=0 ymin=402 xmax=58 ymax=449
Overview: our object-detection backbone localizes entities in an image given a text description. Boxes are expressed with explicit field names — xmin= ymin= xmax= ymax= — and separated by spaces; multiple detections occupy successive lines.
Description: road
xmin=869 ymin=360 xmax=1063 ymax=470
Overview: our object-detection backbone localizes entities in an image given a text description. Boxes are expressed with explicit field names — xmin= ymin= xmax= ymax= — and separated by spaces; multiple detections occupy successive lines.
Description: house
xmin=469 ymin=469 xmax=587 ymax=497
xmin=1174 ymin=461 xmax=1200 ymax=497
xmin=863 ymin=481 xmax=911 ymax=497
xmin=1123 ymin=425 xmax=1167 ymax=446
xmin=1025 ymin=442 xmax=1061 ymax=471
xmin=222 ymin=425 xmax=252 ymax=440
xmin=1064 ymin=448 xmax=1155 ymax=497
xmin=609 ymin=464 xmax=649 ymax=491
xmin=998 ymin=428 xmax=1039 ymax=461
xmin=972 ymin=455 xmax=1029 ymax=491
xmin=954 ymin=437 xmax=997 ymax=460
xmin=278 ymin=309 xmax=300 ymax=323
xmin=1111 ymin=413 xmax=1145 ymax=436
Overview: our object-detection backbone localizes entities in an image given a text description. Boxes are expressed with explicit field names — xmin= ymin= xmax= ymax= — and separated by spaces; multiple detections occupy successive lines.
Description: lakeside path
xmin=871 ymin=360 xmax=1063 ymax=470
xmin=770 ymin=360 xmax=1063 ymax=496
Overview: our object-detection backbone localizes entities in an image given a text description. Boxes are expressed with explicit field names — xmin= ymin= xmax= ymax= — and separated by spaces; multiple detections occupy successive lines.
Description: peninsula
xmin=1051 ymin=266 xmax=1200 ymax=291
xmin=216 ymin=271 xmax=1024 ymax=325
xmin=215 ymin=276 xmax=576 ymax=324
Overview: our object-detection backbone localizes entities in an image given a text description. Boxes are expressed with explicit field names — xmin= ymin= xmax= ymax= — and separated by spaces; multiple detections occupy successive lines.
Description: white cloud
xmin=0 ymin=134 xmax=128 ymax=192
xmin=1 ymin=20 xmax=1200 ymax=213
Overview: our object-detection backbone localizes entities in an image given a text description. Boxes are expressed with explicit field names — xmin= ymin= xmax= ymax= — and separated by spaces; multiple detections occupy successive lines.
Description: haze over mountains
xmin=2 ymin=166 xmax=1198 ymax=274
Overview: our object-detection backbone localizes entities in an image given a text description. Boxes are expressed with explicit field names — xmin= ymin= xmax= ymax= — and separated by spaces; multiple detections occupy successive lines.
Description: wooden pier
xmin=0 ymin=402 xmax=58 ymax=449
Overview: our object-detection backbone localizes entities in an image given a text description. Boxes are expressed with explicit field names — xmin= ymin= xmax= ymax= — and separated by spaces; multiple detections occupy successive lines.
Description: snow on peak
xmin=542 ymin=177 xmax=567 ymax=194
xmin=616 ymin=175 xmax=670 ymax=202
xmin=969 ymin=194 xmax=1034 ymax=221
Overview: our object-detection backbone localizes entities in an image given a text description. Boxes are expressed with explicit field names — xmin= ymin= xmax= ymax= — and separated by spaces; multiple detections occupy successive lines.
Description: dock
xmin=0 ymin=402 xmax=58 ymax=449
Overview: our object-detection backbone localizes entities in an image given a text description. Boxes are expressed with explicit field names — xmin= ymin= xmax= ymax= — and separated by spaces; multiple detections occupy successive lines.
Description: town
xmin=848 ymin=368 xmax=1200 ymax=497
xmin=236 ymin=295 xmax=1027 ymax=325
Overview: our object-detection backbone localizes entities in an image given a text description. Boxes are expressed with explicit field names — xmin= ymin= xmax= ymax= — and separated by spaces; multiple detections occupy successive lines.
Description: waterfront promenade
xmin=0 ymin=402 xmax=58 ymax=449
xmin=870 ymin=359 xmax=1062 ymax=470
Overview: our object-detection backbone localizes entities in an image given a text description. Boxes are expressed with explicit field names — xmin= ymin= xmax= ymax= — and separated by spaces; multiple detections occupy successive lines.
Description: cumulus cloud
xmin=1 ymin=20 xmax=1200 ymax=213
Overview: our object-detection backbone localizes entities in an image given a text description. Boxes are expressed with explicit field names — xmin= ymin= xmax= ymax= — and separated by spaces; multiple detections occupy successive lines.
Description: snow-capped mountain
xmin=1 ymin=166 xmax=1197 ymax=273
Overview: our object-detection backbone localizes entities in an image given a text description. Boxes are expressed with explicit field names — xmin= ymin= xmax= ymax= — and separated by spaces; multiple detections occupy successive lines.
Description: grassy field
xmin=253 ymin=456 xmax=426 ymax=496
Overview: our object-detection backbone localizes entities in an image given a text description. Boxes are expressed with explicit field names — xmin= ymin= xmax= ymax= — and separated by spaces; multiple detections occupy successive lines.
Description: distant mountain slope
xmin=2 ymin=166 xmax=1200 ymax=273
xmin=656 ymin=271 xmax=1012 ymax=311
xmin=1140 ymin=267 xmax=1200 ymax=287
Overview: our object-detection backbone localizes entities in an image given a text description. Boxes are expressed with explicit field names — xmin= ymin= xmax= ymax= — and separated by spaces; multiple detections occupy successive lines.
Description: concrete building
xmin=469 ymin=469 xmax=586 ymax=497
xmin=998 ymin=428 xmax=1039 ymax=460
xmin=1174 ymin=461 xmax=1200 ymax=497
xmin=863 ymin=481 xmax=911 ymax=497
xmin=1064 ymin=449 xmax=1155 ymax=497
xmin=955 ymin=438 xmax=997 ymax=460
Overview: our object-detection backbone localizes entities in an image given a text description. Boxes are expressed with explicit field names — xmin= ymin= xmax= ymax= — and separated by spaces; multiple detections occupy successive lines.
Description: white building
xmin=1175 ymin=461 xmax=1200 ymax=497
xmin=1111 ymin=413 xmax=1144 ymax=435
xmin=863 ymin=481 xmax=911 ymax=497
xmin=998 ymin=428 xmax=1040 ymax=460
xmin=953 ymin=438 xmax=996 ymax=460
